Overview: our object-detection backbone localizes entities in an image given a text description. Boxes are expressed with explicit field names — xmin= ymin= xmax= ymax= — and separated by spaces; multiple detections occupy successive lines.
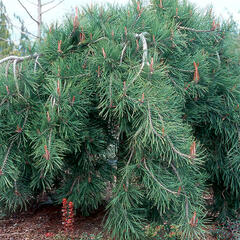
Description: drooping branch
xmin=5 ymin=60 xmax=11 ymax=79
xmin=0 ymin=54 xmax=40 ymax=95
xmin=22 ymin=108 xmax=29 ymax=130
xmin=67 ymin=176 xmax=80 ymax=196
xmin=0 ymin=96 xmax=7 ymax=107
xmin=48 ymin=128 xmax=53 ymax=152
xmin=171 ymin=163 xmax=189 ymax=221
xmin=115 ymin=148 xmax=135 ymax=192
xmin=0 ymin=53 xmax=40 ymax=65
xmin=216 ymin=51 xmax=221 ymax=66
xmin=120 ymin=42 xmax=128 ymax=65
xmin=148 ymin=102 xmax=164 ymax=141
xmin=127 ymin=32 xmax=149 ymax=88
xmin=143 ymin=158 xmax=178 ymax=195
xmin=109 ymin=76 xmax=113 ymax=107
xmin=136 ymin=32 xmax=149 ymax=66
xmin=34 ymin=55 xmax=40 ymax=73
xmin=147 ymin=102 xmax=192 ymax=159
xmin=13 ymin=59 xmax=20 ymax=95
xmin=1 ymin=141 xmax=14 ymax=173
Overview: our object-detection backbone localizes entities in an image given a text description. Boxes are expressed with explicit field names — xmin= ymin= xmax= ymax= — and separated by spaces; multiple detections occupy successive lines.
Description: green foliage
xmin=0 ymin=0 xmax=13 ymax=56
xmin=144 ymin=224 xmax=182 ymax=239
xmin=0 ymin=0 xmax=240 ymax=239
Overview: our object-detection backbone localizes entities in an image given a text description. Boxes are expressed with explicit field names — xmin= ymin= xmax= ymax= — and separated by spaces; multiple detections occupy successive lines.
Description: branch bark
xmin=1 ymin=141 xmax=14 ymax=173
xmin=42 ymin=0 xmax=64 ymax=14
xmin=0 ymin=53 xmax=40 ymax=65
xmin=17 ymin=0 xmax=39 ymax=24
xmin=120 ymin=42 xmax=128 ymax=65
xmin=127 ymin=32 xmax=149 ymax=88
xmin=143 ymin=158 xmax=178 ymax=195
xmin=37 ymin=0 xmax=42 ymax=40
xmin=178 ymin=26 xmax=215 ymax=33
xmin=1 ymin=54 xmax=40 ymax=95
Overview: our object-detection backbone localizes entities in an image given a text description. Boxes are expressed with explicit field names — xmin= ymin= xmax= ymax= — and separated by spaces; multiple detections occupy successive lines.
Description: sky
xmin=2 ymin=0 xmax=240 ymax=42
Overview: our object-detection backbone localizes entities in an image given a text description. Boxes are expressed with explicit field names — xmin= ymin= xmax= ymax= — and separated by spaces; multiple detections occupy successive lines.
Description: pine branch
xmin=143 ymin=158 xmax=178 ymax=195
xmin=147 ymin=102 xmax=192 ymax=160
xmin=109 ymin=76 xmax=113 ymax=107
xmin=171 ymin=163 xmax=189 ymax=221
xmin=5 ymin=60 xmax=11 ymax=79
xmin=34 ymin=55 xmax=40 ymax=73
xmin=216 ymin=51 xmax=221 ymax=66
xmin=1 ymin=54 xmax=40 ymax=85
xmin=147 ymin=102 xmax=164 ymax=141
xmin=1 ymin=141 xmax=14 ymax=173
xmin=67 ymin=176 xmax=80 ymax=196
xmin=120 ymin=42 xmax=128 ymax=65
xmin=17 ymin=0 xmax=39 ymax=24
xmin=0 ymin=96 xmax=7 ymax=107
xmin=127 ymin=32 xmax=149 ymax=88
xmin=115 ymin=148 xmax=135 ymax=192
xmin=178 ymin=26 xmax=215 ymax=33
xmin=22 ymin=108 xmax=30 ymax=131
xmin=0 ymin=54 xmax=40 ymax=96
xmin=48 ymin=129 xmax=53 ymax=152
xmin=0 ymin=53 xmax=40 ymax=65
xmin=13 ymin=59 xmax=20 ymax=95
xmin=136 ymin=32 xmax=149 ymax=66
xmin=171 ymin=66 xmax=194 ymax=73
xmin=167 ymin=136 xmax=192 ymax=159
xmin=125 ymin=148 xmax=134 ymax=190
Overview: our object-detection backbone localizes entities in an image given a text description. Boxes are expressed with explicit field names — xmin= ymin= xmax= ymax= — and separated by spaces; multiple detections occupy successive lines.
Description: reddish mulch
xmin=0 ymin=202 xmax=217 ymax=240
xmin=0 ymin=205 xmax=105 ymax=240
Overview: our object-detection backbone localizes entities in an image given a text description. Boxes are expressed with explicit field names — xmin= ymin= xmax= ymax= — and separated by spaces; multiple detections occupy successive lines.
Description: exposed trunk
xmin=37 ymin=0 xmax=42 ymax=40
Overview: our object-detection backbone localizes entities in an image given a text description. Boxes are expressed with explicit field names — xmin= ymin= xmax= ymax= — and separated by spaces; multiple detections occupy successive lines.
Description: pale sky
xmin=2 ymin=0 xmax=240 ymax=42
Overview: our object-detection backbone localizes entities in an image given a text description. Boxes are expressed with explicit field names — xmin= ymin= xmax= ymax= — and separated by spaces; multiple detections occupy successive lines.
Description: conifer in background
xmin=0 ymin=0 xmax=13 ymax=57
xmin=0 ymin=0 xmax=240 ymax=239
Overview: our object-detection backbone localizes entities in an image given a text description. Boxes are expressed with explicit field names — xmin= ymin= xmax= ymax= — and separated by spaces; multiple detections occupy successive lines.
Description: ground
xmin=0 ymin=205 xmax=106 ymax=240
xmin=0 ymin=203 xmax=218 ymax=240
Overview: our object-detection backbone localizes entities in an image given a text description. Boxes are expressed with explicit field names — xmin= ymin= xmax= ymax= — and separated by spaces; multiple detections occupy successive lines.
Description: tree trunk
xmin=37 ymin=0 xmax=42 ymax=40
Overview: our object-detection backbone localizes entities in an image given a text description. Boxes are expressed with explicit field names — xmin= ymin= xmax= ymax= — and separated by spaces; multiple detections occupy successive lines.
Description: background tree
xmin=0 ymin=0 xmax=240 ymax=239
xmin=0 ymin=0 xmax=13 ymax=57
xmin=17 ymin=0 xmax=64 ymax=40
xmin=14 ymin=15 xmax=31 ymax=55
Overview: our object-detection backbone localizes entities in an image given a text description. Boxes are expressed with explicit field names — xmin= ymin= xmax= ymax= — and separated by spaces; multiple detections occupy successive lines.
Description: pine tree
xmin=0 ymin=0 xmax=13 ymax=57
xmin=14 ymin=15 xmax=30 ymax=55
xmin=0 ymin=0 xmax=240 ymax=239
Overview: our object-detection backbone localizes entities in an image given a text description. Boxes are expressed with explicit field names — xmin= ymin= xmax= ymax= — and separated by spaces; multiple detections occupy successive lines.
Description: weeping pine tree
xmin=0 ymin=0 xmax=240 ymax=239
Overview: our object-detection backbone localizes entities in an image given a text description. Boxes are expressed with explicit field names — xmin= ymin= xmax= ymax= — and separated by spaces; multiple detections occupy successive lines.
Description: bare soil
xmin=0 ymin=205 xmax=105 ymax=240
